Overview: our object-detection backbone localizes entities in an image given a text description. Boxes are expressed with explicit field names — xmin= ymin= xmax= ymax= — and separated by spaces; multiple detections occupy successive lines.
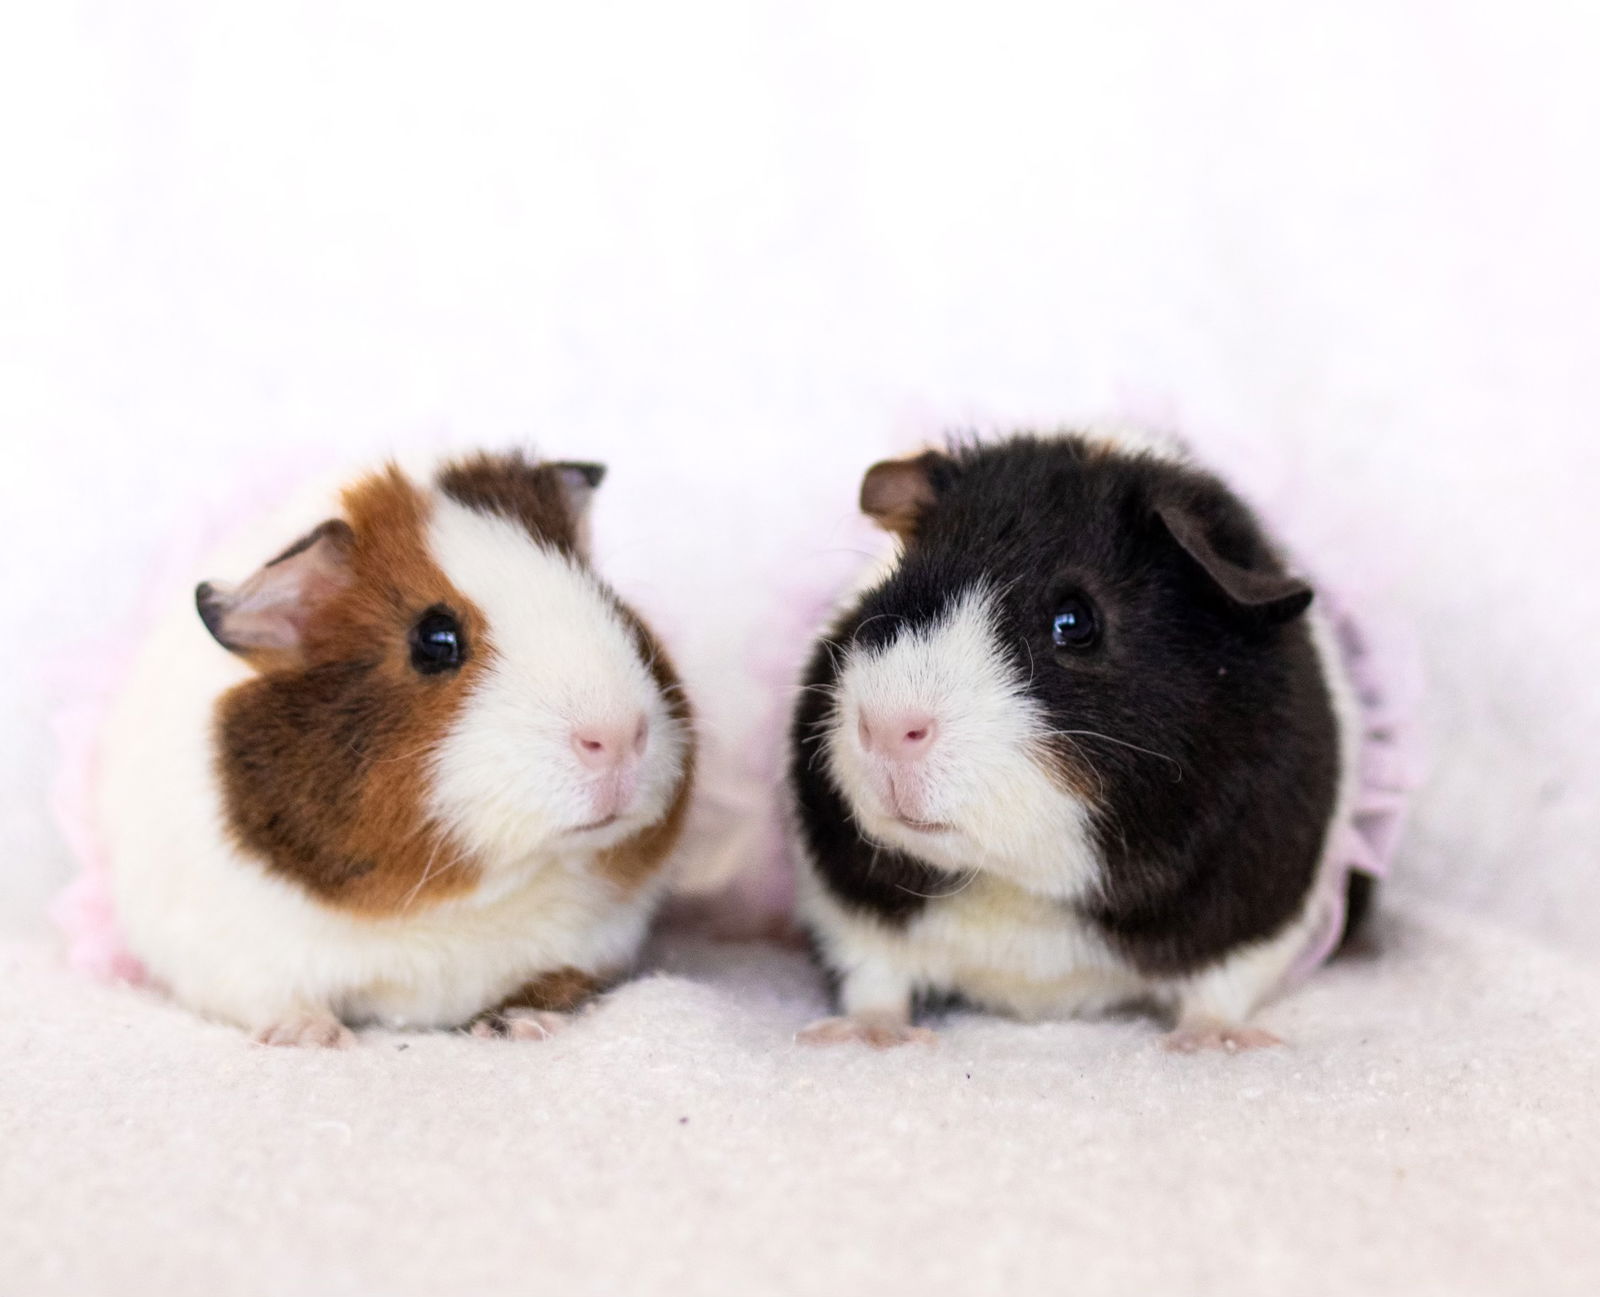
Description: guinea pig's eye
xmin=410 ymin=608 xmax=465 ymax=675
xmin=1050 ymin=595 xmax=1100 ymax=651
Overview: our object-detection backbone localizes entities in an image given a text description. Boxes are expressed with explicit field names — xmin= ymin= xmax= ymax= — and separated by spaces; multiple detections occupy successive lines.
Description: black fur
xmin=1340 ymin=870 xmax=1376 ymax=948
xmin=791 ymin=434 xmax=1347 ymax=984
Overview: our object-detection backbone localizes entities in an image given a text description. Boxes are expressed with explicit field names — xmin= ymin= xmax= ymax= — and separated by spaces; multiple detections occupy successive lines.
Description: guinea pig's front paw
xmin=1162 ymin=1017 xmax=1284 ymax=1055
xmin=253 ymin=1014 xmax=356 ymax=1049
xmin=796 ymin=1014 xmax=938 ymax=1050
xmin=469 ymin=1009 xmax=570 ymax=1042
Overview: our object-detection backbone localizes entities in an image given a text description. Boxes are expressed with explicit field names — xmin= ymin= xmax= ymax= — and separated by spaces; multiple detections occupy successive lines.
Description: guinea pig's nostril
xmin=859 ymin=711 xmax=939 ymax=760
xmin=572 ymin=716 xmax=649 ymax=771
xmin=571 ymin=728 xmax=614 ymax=770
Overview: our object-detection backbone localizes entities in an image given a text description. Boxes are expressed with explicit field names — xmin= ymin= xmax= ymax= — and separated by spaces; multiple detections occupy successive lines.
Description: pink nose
xmin=858 ymin=711 xmax=939 ymax=761
xmin=571 ymin=716 xmax=648 ymax=771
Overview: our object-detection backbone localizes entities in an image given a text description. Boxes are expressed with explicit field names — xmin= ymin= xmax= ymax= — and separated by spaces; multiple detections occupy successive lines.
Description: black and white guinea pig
xmin=99 ymin=450 xmax=694 ymax=1046
xmin=789 ymin=432 xmax=1364 ymax=1051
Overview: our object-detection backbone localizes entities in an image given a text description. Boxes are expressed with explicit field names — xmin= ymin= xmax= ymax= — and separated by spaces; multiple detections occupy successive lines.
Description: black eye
xmin=1050 ymin=595 xmax=1100 ymax=651
xmin=410 ymin=608 xmax=465 ymax=675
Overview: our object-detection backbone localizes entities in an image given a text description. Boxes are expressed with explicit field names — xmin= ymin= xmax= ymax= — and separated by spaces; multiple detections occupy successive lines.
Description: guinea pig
xmin=789 ymin=432 xmax=1371 ymax=1052
xmin=98 ymin=450 xmax=693 ymax=1046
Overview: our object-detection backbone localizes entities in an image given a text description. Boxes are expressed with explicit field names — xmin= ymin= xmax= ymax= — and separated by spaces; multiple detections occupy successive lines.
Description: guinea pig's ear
xmin=195 ymin=519 xmax=356 ymax=669
xmin=551 ymin=461 xmax=607 ymax=518
xmin=860 ymin=452 xmax=951 ymax=540
xmin=1155 ymin=506 xmax=1313 ymax=625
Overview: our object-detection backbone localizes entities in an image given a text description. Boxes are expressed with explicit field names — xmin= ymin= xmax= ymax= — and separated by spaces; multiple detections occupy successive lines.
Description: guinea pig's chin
xmin=429 ymin=735 xmax=685 ymax=870
xmin=559 ymin=776 xmax=678 ymax=846
xmin=834 ymin=754 xmax=1103 ymax=900
xmin=855 ymin=804 xmax=1088 ymax=895
xmin=444 ymin=782 xmax=670 ymax=871
xmin=859 ymin=811 xmax=971 ymax=864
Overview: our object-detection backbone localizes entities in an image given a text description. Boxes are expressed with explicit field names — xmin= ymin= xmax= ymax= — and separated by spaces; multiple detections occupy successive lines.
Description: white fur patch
xmin=825 ymin=587 xmax=1101 ymax=900
xmin=425 ymin=499 xmax=688 ymax=869
xmin=799 ymin=865 xmax=1145 ymax=1022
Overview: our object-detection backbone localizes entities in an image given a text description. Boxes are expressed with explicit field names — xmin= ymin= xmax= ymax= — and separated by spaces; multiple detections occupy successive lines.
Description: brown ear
xmin=196 ymin=519 xmax=355 ymax=670
xmin=860 ymin=452 xmax=949 ymax=540
xmin=1155 ymin=506 xmax=1313 ymax=625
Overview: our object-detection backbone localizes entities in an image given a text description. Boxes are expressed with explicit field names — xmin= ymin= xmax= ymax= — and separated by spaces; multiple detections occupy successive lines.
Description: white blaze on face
xmin=423 ymin=499 xmax=686 ymax=868
xmin=827 ymin=588 xmax=1102 ymax=900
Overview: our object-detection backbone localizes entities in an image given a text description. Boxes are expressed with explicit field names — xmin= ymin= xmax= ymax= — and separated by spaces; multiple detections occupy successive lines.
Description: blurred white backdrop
xmin=2 ymin=2 xmax=1597 ymax=947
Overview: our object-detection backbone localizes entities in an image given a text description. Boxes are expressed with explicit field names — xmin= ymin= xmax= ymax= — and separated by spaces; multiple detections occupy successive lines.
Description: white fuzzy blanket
xmin=3 ymin=899 xmax=1598 ymax=1297
xmin=3 ymin=3 xmax=1599 ymax=1293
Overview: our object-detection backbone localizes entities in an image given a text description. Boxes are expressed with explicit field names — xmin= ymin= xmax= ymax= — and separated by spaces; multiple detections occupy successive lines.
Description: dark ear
xmin=1155 ymin=506 xmax=1313 ymax=625
xmin=196 ymin=520 xmax=355 ymax=670
xmin=551 ymin=461 xmax=606 ymax=517
xmin=860 ymin=452 xmax=951 ymax=540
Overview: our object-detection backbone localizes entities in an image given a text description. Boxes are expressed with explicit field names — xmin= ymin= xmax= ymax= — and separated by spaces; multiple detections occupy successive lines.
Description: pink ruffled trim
xmin=48 ymin=653 xmax=147 ymax=985
xmin=1286 ymin=590 xmax=1423 ymax=984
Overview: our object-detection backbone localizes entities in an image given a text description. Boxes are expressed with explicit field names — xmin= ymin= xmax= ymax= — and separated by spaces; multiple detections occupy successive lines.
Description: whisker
xmin=403 ymin=830 xmax=468 ymax=910
xmin=402 ymin=835 xmax=447 ymax=910
xmin=1047 ymin=732 xmax=1108 ymax=799
xmin=1040 ymin=729 xmax=1184 ymax=782
xmin=849 ymin=612 xmax=910 ymax=643
xmin=806 ymin=737 xmax=834 ymax=775
xmin=895 ymin=869 xmax=981 ymax=901
xmin=1018 ymin=635 xmax=1038 ymax=688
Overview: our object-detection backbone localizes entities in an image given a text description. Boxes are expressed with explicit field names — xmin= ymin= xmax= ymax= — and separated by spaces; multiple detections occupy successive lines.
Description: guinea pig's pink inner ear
xmin=1154 ymin=506 xmax=1314 ymax=626
xmin=860 ymin=451 xmax=949 ymax=540
xmin=195 ymin=519 xmax=357 ymax=665
xmin=550 ymin=461 xmax=606 ymax=514
xmin=550 ymin=461 xmax=606 ymax=551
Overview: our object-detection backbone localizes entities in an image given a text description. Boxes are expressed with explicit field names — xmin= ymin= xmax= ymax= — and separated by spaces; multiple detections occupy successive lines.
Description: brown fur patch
xmin=214 ymin=467 xmax=488 ymax=914
xmin=436 ymin=451 xmax=586 ymax=555
xmin=495 ymin=966 xmax=615 ymax=1015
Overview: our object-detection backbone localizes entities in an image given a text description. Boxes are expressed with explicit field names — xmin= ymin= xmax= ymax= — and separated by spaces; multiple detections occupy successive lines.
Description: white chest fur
xmin=799 ymin=867 xmax=1150 ymax=1021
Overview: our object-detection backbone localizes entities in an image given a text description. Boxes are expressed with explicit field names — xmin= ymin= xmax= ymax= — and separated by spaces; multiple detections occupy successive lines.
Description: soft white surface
xmin=2 ymin=3 xmax=1598 ymax=1294
xmin=3 ymin=904 xmax=1598 ymax=1297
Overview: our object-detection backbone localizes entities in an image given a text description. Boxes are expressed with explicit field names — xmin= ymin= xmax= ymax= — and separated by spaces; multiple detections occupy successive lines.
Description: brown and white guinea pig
xmin=789 ymin=432 xmax=1364 ymax=1052
xmin=99 ymin=450 xmax=693 ymax=1046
